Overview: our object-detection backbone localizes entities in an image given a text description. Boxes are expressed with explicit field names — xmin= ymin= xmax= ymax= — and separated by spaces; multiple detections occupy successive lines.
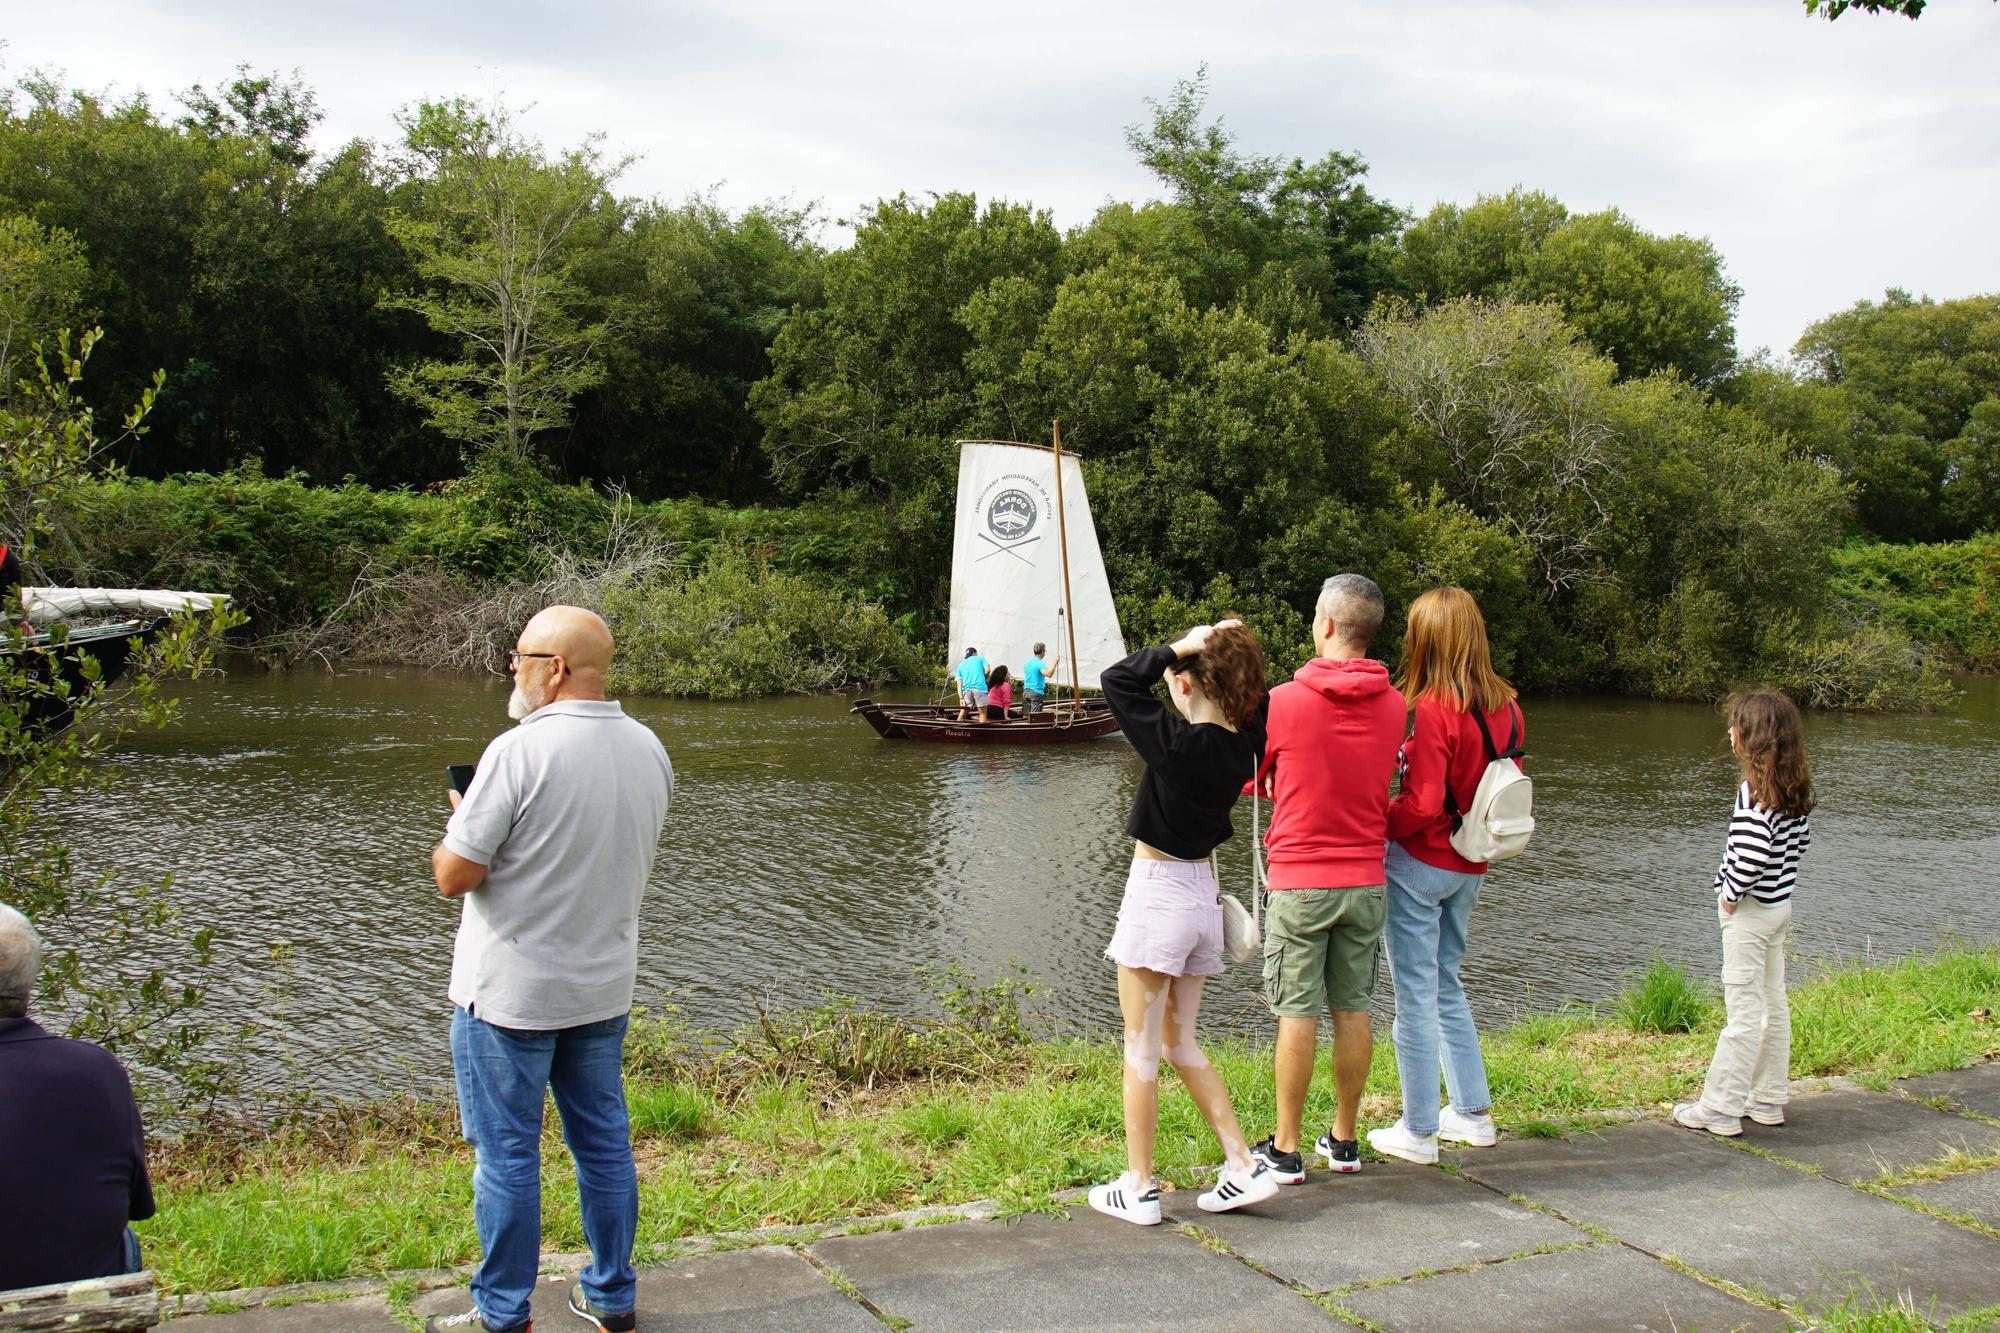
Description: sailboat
xmin=851 ymin=424 xmax=1126 ymax=744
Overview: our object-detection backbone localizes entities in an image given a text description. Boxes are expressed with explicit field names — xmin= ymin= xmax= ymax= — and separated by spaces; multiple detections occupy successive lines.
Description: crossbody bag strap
xmin=1252 ymin=760 xmax=1266 ymax=929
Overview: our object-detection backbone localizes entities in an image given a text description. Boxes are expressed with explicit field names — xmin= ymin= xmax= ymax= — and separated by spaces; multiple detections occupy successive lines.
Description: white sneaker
xmin=1197 ymin=1163 xmax=1281 ymax=1213
xmin=1366 ymin=1120 xmax=1439 ymax=1165
xmin=1671 ymin=1101 xmax=1743 ymax=1137
xmin=1088 ymin=1173 xmax=1161 ymax=1226
xmin=1746 ymin=1100 xmax=1786 ymax=1126
xmin=1439 ymin=1105 xmax=1497 ymax=1147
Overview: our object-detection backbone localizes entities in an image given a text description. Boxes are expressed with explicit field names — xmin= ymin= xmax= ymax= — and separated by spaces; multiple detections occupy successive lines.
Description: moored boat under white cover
xmin=21 ymin=587 xmax=232 ymax=626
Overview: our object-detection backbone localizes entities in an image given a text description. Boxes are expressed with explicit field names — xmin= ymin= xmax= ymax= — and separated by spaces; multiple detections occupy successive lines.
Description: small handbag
xmin=1218 ymin=771 xmax=1266 ymax=966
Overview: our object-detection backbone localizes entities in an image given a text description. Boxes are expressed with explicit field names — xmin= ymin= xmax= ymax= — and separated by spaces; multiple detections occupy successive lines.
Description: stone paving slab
xmin=1338 ymin=1242 xmax=1796 ymax=1333
xmin=810 ymin=1209 xmax=1341 ymax=1330
xmin=1158 ymin=1158 xmax=1585 ymax=1290
xmin=163 ymin=1294 xmax=402 ymax=1330
xmin=634 ymin=1246 xmax=881 ymax=1332
xmin=1898 ymin=1063 xmax=2000 ymax=1122
xmin=1458 ymin=1118 xmax=2000 ymax=1317
xmin=1892 ymin=1166 xmax=2000 ymax=1231
xmin=1735 ymin=1087 xmax=2000 ymax=1183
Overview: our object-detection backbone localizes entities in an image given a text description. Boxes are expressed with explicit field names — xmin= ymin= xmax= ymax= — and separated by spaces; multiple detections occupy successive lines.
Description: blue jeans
xmin=1382 ymin=843 xmax=1492 ymax=1137
xmin=451 ymin=1007 xmax=637 ymax=1330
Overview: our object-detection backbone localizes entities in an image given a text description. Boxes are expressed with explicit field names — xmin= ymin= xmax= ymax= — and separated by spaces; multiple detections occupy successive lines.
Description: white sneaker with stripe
xmin=1197 ymin=1163 xmax=1280 ymax=1213
xmin=1088 ymin=1172 xmax=1162 ymax=1225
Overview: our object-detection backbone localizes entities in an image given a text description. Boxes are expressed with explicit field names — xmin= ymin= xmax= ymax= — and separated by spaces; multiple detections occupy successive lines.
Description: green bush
xmin=1830 ymin=534 xmax=2000 ymax=670
xmin=603 ymin=544 xmax=926 ymax=698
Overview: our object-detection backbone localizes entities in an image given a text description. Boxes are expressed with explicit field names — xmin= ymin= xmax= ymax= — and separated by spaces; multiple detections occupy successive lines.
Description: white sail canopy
xmin=21 ymin=587 xmax=232 ymax=626
xmin=947 ymin=440 xmax=1125 ymax=690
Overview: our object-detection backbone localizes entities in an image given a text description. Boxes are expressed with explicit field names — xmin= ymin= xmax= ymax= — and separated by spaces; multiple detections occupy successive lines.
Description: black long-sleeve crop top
xmin=1099 ymin=643 xmax=1267 ymax=861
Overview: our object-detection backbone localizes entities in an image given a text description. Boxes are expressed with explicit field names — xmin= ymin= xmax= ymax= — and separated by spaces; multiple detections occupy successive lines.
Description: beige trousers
xmin=1698 ymin=898 xmax=1793 ymax=1117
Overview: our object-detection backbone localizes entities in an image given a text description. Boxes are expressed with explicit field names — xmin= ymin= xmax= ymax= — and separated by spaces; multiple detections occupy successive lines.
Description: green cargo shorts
xmin=1262 ymin=886 xmax=1387 ymax=1016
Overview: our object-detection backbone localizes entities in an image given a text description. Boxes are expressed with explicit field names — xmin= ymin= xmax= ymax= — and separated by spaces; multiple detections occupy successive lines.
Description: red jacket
xmin=1387 ymin=694 xmax=1526 ymax=874
xmin=1253 ymin=657 xmax=1406 ymax=889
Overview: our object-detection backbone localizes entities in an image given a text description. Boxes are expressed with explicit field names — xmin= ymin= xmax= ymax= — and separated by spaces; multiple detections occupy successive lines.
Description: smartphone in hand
xmin=446 ymin=764 xmax=477 ymax=797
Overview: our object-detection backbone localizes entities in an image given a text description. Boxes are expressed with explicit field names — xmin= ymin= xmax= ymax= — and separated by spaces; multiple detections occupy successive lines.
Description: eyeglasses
xmin=507 ymin=650 xmax=560 ymax=670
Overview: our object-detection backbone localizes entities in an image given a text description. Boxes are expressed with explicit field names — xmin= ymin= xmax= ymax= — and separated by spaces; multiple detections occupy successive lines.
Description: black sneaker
xmin=1250 ymin=1135 xmax=1307 ymax=1185
xmin=566 ymin=1285 xmax=636 ymax=1332
xmin=1315 ymin=1131 xmax=1362 ymax=1173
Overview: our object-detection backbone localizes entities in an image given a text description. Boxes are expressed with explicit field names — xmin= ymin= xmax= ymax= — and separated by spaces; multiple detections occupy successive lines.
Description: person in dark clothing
xmin=1087 ymin=620 xmax=1280 ymax=1228
xmin=0 ymin=903 xmax=155 ymax=1290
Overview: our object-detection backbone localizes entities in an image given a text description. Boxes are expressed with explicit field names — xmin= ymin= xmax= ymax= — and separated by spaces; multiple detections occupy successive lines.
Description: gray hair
xmin=0 ymin=902 xmax=40 ymax=1019
xmin=1315 ymin=574 xmax=1386 ymax=645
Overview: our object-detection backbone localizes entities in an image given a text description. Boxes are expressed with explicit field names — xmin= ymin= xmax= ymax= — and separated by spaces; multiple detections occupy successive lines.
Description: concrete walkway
xmin=164 ymin=1064 xmax=2000 ymax=1331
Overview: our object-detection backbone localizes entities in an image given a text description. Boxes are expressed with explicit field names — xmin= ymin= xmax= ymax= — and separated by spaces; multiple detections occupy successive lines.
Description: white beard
xmin=507 ymin=683 xmax=541 ymax=721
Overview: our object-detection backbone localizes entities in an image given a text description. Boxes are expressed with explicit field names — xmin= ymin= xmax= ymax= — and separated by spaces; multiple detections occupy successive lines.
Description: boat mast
xmin=1051 ymin=420 xmax=1084 ymax=706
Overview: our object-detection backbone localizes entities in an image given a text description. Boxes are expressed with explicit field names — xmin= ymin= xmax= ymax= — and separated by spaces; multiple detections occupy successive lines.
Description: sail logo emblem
xmin=987 ymin=489 xmax=1038 ymax=542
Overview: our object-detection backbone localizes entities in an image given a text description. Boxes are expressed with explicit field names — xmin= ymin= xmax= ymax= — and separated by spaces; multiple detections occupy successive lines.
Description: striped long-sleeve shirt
xmin=1713 ymin=781 xmax=1810 ymax=905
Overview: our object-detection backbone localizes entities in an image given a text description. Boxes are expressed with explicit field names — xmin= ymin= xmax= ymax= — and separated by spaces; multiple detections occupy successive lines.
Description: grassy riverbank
xmin=139 ymin=947 xmax=2000 ymax=1295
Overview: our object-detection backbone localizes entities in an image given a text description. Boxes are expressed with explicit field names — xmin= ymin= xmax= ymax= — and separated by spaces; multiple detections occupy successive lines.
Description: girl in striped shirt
xmin=1675 ymin=690 xmax=1814 ymax=1137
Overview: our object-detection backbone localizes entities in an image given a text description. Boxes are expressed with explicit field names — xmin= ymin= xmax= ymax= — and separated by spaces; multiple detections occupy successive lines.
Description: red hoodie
xmin=1386 ymin=694 xmax=1526 ymax=875
xmin=1253 ymin=656 xmax=1406 ymax=890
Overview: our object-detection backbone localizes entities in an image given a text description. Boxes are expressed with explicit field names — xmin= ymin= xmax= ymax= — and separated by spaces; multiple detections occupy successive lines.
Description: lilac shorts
xmin=1104 ymin=858 xmax=1225 ymax=977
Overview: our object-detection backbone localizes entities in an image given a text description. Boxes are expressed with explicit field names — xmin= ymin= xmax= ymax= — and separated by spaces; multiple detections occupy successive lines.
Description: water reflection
xmin=62 ymin=669 xmax=2000 ymax=1102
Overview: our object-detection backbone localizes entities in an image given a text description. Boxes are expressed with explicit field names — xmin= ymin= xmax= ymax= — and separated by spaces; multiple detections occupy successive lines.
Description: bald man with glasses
xmin=426 ymin=606 xmax=672 ymax=1333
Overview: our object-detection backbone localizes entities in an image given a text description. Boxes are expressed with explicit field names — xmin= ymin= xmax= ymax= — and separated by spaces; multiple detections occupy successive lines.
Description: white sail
xmin=947 ymin=440 xmax=1125 ymax=690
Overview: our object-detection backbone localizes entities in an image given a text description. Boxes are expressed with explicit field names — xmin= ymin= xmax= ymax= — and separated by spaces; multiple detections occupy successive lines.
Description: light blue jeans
xmin=451 ymin=1007 xmax=637 ymax=1330
xmin=1383 ymin=843 xmax=1492 ymax=1137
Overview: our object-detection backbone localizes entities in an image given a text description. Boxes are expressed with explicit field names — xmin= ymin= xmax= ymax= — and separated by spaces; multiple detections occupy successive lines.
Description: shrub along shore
xmin=45 ymin=465 xmax=1996 ymax=708
xmin=142 ymin=947 xmax=2000 ymax=1295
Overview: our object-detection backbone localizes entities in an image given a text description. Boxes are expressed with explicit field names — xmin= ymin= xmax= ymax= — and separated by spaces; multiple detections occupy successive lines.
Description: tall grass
xmin=1617 ymin=958 xmax=1716 ymax=1034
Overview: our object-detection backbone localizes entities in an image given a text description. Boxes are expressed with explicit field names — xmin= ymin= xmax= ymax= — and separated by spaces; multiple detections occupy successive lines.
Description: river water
xmin=68 ymin=667 xmax=2000 ymax=1103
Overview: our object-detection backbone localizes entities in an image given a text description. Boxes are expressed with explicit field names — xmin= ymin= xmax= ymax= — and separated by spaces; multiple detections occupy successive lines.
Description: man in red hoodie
xmin=1249 ymin=574 xmax=1407 ymax=1183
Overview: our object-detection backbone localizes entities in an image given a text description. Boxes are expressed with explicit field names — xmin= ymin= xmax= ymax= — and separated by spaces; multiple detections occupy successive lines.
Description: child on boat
xmin=1674 ymin=690 xmax=1814 ymax=1136
xmin=1090 ymin=620 xmax=1279 ymax=1224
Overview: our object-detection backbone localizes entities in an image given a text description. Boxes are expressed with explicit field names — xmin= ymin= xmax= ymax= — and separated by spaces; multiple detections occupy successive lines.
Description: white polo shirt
xmin=443 ymin=698 xmax=673 ymax=1029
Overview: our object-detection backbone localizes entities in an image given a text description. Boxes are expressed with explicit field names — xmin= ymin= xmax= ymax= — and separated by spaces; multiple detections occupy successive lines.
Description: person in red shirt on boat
xmin=983 ymin=664 xmax=1014 ymax=721
xmin=1369 ymin=587 xmax=1522 ymax=1165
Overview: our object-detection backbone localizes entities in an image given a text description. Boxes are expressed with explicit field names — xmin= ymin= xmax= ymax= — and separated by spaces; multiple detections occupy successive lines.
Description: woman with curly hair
xmin=1088 ymin=620 xmax=1280 ymax=1225
xmin=1674 ymin=689 xmax=1814 ymax=1136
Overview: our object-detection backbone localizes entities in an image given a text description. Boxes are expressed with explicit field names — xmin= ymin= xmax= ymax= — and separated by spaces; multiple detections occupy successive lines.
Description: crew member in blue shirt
xmin=1022 ymin=640 xmax=1061 ymax=715
xmin=953 ymin=647 xmax=990 ymax=720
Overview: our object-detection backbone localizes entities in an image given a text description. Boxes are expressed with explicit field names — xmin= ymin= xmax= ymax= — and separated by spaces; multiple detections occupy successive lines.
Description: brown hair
xmin=1168 ymin=622 xmax=1268 ymax=728
xmin=1728 ymin=690 xmax=1814 ymax=818
xmin=1396 ymin=587 xmax=1516 ymax=714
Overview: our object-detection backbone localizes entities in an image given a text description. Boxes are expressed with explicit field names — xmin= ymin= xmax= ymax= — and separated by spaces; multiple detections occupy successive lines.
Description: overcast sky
xmin=6 ymin=0 xmax=1996 ymax=358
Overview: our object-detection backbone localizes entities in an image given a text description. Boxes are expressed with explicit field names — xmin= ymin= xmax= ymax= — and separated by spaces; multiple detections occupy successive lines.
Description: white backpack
xmin=1446 ymin=703 xmax=1534 ymax=863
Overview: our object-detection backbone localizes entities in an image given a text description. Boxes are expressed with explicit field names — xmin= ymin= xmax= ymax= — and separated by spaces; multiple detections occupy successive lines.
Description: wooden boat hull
xmin=851 ymin=697 xmax=1122 ymax=744
xmin=2 ymin=618 xmax=162 ymax=731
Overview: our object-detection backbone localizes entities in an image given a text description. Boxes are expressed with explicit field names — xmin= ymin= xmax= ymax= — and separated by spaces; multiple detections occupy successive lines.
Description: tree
xmin=0 ymin=74 xmax=443 ymax=483
xmin=2 ymin=330 xmax=243 ymax=1117
xmin=1117 ymin=68 xmax=1403 ymax=327
xmin=1393 ymin=190 xmax=1741 ymax=384
xmin=1804 ymin=0 xmax=1991 ymax=18
xmin=385 ymin=99 xmax=628 ymax=460
xmin=0 ymin=214 xmax=87 ymax=390
xmin=571 ymin=194 xmax=824 ymax=499
xmin=176 ymin=65 xmax=321 ymax=168
xmin=1793 ymin=290 xmax=2000 ymax=541
xmin=751 ymin=190 xmax=1065 ymax=495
